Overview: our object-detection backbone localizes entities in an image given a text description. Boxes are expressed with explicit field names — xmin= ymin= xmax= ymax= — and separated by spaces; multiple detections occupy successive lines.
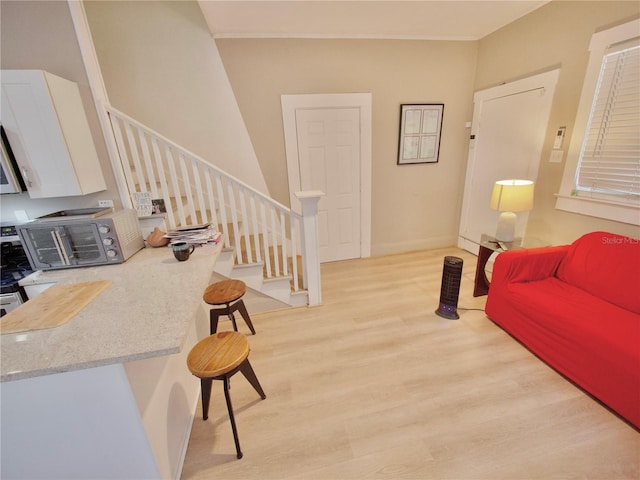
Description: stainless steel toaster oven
xmin=17 ymin=208 xmax=144 ymax=271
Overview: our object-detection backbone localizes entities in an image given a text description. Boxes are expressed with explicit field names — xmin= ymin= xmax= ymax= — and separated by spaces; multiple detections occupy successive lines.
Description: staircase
xmin=104 ymin=105 xmax=321 ymax=307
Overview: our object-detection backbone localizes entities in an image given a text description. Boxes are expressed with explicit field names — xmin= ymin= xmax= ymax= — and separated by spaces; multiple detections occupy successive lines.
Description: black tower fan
xmin=435 ymin=256 xmax=463 ymax=319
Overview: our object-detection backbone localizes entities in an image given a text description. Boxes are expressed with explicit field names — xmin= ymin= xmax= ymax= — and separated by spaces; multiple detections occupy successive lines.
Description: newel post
xmin=295 ymin=191 xmax=324 ymax=306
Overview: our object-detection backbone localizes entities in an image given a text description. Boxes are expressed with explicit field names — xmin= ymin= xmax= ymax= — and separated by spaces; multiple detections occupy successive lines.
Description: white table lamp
xmin=490 ymin=179 xmax=534 ymax=242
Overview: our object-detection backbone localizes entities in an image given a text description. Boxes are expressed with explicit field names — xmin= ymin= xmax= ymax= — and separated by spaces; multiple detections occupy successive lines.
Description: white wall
xmin=84 ymin=0 xmax=270 ymax=196
xmin=0 ymin=0 xmax=120 ymax=222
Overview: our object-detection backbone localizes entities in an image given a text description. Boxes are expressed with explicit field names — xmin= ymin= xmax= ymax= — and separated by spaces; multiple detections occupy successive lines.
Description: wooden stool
xmin=187 ymin=331 xmax=266 ymax=459
xmin=203 ymin=280 xmax=256 ymax=335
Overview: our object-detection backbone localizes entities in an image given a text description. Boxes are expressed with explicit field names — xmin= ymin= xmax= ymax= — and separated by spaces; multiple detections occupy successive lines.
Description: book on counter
xmin=163 ymin=223 xmax=221 ymax=245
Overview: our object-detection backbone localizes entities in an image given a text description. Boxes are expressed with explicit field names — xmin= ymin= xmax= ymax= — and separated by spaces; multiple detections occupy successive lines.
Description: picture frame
xmin=151 ymin=198 xmax=167 ymax=215
xmin=131 ymin=191 xmax=152 ymax=217
xmin=397 ymin=103 xmax=444 ymax=165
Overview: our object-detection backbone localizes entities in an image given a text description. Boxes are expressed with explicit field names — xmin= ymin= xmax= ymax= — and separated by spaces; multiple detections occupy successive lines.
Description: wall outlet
xmin=14 ymin=210 xmax=29 ymax=222
xmin=98 ymin=200 xmax=114 ymax=208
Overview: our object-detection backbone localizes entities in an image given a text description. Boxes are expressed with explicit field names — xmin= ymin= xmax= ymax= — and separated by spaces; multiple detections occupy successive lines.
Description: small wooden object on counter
xmin=186 ymin=331 xmax=266 ymax=459
xmin=0 ymin=281 xmax=112 ymax=334
xmin=146 ymin=227 xmax=170 ymax=247
xmin=202 ymin=279 xmax=256 ymax=335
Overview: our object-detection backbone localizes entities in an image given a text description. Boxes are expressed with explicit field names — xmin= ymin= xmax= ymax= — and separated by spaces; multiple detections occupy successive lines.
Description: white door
xmin=458 ymin=70 xmax=559 ymax=253
xmin=282 ymin=94 xmax=372 ymax=263
xmin=296 ymin=108 xmax=361 ymax=262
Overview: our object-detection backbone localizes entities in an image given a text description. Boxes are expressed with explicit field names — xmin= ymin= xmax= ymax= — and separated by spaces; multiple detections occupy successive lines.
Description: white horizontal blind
xmin=575 ymin=38 xmax=640 ymax=201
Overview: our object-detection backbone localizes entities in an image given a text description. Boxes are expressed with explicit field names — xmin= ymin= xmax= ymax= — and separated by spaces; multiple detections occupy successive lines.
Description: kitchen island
xmin=1 ymin=242 xmax=223 ymax=479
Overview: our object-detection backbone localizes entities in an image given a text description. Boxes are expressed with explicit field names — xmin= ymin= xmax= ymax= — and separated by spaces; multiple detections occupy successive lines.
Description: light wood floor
xmin=181 ymin=247 xmax=640 ymax=479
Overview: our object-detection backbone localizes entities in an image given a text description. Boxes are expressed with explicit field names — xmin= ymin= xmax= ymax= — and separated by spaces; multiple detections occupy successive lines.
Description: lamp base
xmin=495 ymin=211 xmax=516 ymax=242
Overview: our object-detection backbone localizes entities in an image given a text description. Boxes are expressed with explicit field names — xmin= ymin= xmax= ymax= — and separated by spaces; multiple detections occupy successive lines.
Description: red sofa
xmin=485 ymin=231 xmax=640 ymax=428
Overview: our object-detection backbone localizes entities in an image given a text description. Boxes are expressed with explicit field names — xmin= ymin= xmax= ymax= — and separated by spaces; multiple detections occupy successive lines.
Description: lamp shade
xmin=490 ymin=179 xmax=534 ymax=212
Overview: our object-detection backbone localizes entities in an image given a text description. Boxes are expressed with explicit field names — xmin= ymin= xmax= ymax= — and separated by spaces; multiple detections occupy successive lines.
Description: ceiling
xmin=197 ymin=1 xmax=550 ymax=41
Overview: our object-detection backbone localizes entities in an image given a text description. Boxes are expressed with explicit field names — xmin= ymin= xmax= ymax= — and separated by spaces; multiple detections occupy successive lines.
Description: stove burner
xmin=0 ymin=242 xmax=34 ymax=293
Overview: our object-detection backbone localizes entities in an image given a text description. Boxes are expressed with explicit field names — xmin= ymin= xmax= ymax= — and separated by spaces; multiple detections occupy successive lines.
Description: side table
xmin=473 ymin=234 xmax=547 ymax=297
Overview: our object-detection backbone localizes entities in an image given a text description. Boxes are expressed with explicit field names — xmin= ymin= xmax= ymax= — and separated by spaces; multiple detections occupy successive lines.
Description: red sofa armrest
xmin=486 ymin=245 xmax=569 ymax=318
xmin=490 ymin=245 xmax=569 ymax=286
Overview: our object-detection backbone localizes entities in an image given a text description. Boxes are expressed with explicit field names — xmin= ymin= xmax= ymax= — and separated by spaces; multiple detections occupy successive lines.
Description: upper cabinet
xmin=1 ymin=70 xmax=106 ymax=198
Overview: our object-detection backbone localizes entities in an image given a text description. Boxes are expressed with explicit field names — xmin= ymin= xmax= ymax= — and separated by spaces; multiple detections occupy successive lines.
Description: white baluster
xmin=227 ymin=180 xmax=242 ymax=263
xmin=191 ymin=158 xmax=207 ymax=225
xmin=109 ymin=116 xmax=136 ymax=194
xmin=290 ymin=214 xmax=300 ymax=292
xmin=249 ymin=193 xmax=261 ymax=263
xmin=166 ymin=147 xmax=185 ymax=227
xmin=238 ymin=187 xmax=252 ymax=263
xmin=280 ymin=210 xmax=288 ymax=276
xmin=124 ymin=123 xmax=146 ymax=193
xmin=270 ymin=207 xmax=280 ymax=277
xmin=260 ymin=199 xmax=272 ymax=278
xmin=138 ymin=128 xmax=157 ymax=199
xmin=205 ymin=169 xmax=218 ymax=230
xmin=215 ymin=173 xmax=229 ymax=248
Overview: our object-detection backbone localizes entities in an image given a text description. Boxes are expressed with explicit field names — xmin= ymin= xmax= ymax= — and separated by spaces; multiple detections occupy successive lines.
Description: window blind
xmin=575 ymin=38 xmax=640 ymax=201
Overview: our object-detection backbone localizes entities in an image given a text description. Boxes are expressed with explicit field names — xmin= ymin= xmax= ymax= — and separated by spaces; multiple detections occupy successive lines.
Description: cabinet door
xmin=0 ymin=70 xmax=106 ymax=198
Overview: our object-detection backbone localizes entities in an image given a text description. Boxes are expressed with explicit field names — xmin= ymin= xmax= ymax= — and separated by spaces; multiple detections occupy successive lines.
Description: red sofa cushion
xmin=556 ymin=231 xmax=640 ymax=314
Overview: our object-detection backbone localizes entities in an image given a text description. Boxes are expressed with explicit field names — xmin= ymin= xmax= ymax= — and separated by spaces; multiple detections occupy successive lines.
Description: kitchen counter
xmin=1 ymin=241 xmax=224 ymax=479
xmin=1 ymin=241 xmax=222 ymax=381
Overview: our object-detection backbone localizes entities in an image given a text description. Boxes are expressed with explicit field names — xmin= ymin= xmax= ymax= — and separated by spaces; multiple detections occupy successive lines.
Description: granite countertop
xmin=1 ymin=242 xmax=222 ymax=382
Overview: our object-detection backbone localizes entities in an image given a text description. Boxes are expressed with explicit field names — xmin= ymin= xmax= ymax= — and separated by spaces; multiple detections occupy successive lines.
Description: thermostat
xmin=553 ymin=126 xmax=566 ymax=149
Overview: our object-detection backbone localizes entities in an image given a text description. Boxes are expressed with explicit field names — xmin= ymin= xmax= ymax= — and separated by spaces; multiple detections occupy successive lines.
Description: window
xmin=557 ymin=19 xmax=640 ymax=225
xmin=576 ymin=38 xmax=639 ymax=199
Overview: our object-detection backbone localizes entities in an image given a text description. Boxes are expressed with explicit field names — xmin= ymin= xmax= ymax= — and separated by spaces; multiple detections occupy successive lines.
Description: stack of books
xmin=163 ymin=224 xmax=222 ymax=246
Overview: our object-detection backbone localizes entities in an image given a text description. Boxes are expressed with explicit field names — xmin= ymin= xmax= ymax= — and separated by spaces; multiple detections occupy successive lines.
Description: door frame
xmin=458 ymin=69 xmax=559 ymax=254
xmin=281 ymin=93 xmax=372 ymax=259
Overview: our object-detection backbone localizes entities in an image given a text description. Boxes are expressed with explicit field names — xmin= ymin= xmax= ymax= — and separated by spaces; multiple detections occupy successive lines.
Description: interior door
xmin=458 ymin=70 xmax=559 ymax=253
xmin=295 ymin=108 xmax=361 ymax=262
xmin=282 ymin=93 xmax=372 ymax=264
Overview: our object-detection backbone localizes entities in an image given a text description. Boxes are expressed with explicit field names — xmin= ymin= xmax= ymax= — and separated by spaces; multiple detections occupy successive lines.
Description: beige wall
xmin=84 ymin=0 xmax=269 ymax=195
xmin=217 ymin=39 xmax=478 ymax=254
xmin=0 ymin=0 xmax=119 ymax=222
xmin=475 ymin=1 xmax=640 ymax=244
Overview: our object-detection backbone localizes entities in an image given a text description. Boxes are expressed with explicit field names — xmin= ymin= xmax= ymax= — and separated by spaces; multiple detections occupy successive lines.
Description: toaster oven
xmin=17 ymin=208 xmax=144 ymax=271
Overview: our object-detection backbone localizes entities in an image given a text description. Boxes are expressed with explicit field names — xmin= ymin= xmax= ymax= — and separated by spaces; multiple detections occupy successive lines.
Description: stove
xmin=1 ymin=247 xmax=33 ymax=293
xmin=1 ymin=223 xmax=34 ymax=316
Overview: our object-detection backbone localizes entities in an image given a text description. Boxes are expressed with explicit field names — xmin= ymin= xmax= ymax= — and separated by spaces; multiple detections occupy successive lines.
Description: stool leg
xmin=211 ymin=306 xmax=239 ymax=333
xmin=235 ymin=300 xmax=256 ymax=335
xmin=226 ymin=304 xmax=239 ymax=332
xmin=223 ymin=376 xmax=243 ymax=459
xmin=201 ymin=378 xmax=213 ymax=420
xmin=209 ymin=309 xmax=222 ymax=335
xmin=239 ymin=359 xmax=266 ymax=399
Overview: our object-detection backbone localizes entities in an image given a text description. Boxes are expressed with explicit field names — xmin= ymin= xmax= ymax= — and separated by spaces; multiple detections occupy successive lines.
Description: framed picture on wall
xmin=397 ymin=103 xmax=444 ymax=165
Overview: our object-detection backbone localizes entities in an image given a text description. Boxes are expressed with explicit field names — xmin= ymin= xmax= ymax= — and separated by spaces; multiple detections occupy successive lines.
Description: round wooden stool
xmin=187 ymin=331 xmax=266 ymax=459
xmin=203 ymin=279 xmax=256 ymax=335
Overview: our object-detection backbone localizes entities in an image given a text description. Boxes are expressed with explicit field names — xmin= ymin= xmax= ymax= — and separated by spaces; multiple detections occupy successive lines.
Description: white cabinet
xmin=0 ymin=70 xmax=106 ymax=198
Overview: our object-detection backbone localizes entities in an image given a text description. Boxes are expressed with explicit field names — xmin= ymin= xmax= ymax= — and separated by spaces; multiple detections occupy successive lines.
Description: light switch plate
xmin=550 ymin=149 xmax=564 ymax=163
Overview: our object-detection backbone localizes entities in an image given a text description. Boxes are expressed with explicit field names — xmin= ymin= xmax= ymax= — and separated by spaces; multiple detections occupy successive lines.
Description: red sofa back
xmin=556 ymin=231 xmax=640 ymax=314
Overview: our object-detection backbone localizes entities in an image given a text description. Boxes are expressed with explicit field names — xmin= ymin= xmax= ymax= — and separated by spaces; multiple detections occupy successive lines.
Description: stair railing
xmin=104 ymin=105 xmax=321 ymax=305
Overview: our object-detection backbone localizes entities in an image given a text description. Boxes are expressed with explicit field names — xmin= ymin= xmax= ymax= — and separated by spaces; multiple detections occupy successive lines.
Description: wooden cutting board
xmin=1 ymin=280 xmax=112 ymax=335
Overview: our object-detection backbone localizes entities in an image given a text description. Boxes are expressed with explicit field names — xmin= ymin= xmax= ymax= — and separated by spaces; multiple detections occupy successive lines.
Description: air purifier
xmin=435 ymin=256 xmax=463 ymax=319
